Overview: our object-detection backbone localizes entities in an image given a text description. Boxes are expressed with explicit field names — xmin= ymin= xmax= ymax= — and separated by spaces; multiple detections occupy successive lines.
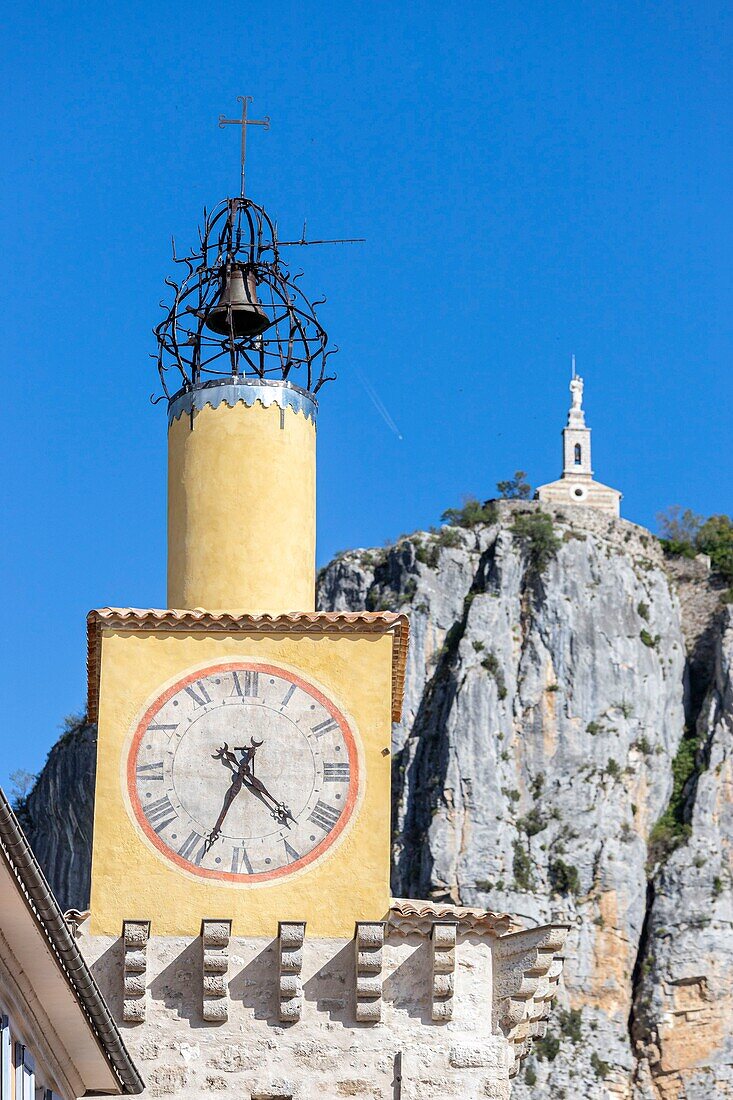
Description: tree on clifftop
xmin=497 ymin=470 xmax=532 ymax=500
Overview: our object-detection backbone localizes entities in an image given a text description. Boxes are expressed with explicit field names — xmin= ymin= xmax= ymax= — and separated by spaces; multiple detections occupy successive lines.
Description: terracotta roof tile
xmin=388 ymin=897 xmax=520 ymax=937
xmin=87 ymin=608 xmax=409 ymax=724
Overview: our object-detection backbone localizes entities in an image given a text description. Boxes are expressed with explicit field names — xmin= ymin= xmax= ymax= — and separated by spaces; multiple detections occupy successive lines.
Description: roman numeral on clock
xmin=136 ymin=761 xmax=164 ymax=781
xmin=283 ymin=839 xmax=301 ymax=863
xmin=147 ymin=723 xmax=178 ymax=733
xmin=323 ymin=762 xmax=350 ymax=782
xmin=311 ymin=717 xmax=339 ymax=737
xmin=308 ymin=800 xmax=341 ymax=832
xmin=145 ymin=795 xmax=177 ymax=833
xmin=185 ymin=681 xmax=211 ymax=707
xmin=230 ymin=670 xmax=259 ymax=697
xmin=230 ymin=847 xmax=254 ymax=874
xmin=280 ymin=683 xmax=296 ymax=707
xmin=178 ymin=831 xmax=205 ymax=865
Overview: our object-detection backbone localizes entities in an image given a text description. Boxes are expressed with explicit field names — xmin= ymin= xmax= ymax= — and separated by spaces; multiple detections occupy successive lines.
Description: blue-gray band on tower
xmin=168 ymin=377 xmax=318 ymax=427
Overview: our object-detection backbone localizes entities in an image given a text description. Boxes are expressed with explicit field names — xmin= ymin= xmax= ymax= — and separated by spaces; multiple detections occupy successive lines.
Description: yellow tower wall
xmin=167 ymin=384 xmax=316 ymax=614
xmin=88 ymin=625 xmax=394 ymax=937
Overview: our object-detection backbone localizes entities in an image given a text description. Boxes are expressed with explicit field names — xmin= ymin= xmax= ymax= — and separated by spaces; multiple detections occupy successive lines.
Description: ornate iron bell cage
xmin=154 ymin=196 xmax=338 ymax=402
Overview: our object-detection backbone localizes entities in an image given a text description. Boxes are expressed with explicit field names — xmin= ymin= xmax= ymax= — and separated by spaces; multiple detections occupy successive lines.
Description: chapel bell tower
xmin=536 ymin=359 xmax=622 ymax=516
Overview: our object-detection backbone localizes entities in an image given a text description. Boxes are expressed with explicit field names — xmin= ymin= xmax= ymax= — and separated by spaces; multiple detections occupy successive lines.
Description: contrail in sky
xmin=356 ymin=369 xmax=403 ymax=440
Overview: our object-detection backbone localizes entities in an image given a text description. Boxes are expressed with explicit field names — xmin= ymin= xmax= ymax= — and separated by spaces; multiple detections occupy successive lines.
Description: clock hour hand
xmin=203 ymin=744 xmax=246 ymax=853
xmin=204 ymin=775 xmax=244 ymax=854
xmin=205 ymin=739 xmax=295 ymax=855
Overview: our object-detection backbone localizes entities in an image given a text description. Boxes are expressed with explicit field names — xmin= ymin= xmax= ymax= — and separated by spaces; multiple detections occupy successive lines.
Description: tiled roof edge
xmin=87 ymin=608 xmax=409 ymax=724
xmin=0 ymin=789 xmax=144 ymax=1094
xmin=388 ymin=898 xmax=519 ymax=937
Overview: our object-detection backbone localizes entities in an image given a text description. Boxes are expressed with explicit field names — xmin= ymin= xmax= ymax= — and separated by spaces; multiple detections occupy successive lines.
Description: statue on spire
xmin=570 ymin=374 xmax=584 ymax=411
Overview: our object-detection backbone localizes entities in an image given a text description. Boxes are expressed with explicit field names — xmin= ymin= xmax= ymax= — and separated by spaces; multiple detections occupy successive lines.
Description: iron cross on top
xmin=219 ymin=95 xmax=270 ymax=197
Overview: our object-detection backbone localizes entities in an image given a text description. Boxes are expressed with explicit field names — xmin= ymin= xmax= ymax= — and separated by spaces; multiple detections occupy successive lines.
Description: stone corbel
xmin=122 ymin=919 xmax=150 ymax=1023
xmin=278 ymin=921 xmax=306 ymax=1022
xmin=355 ymin=921 xmax=386 ymax=1023
xmin=493 ymin=923 xmax=570 ymax=1077
xmin=431 ymin=921 xmax=458 ymax=1021
xmin=201 ymin=919 xmax=232 ymax=1022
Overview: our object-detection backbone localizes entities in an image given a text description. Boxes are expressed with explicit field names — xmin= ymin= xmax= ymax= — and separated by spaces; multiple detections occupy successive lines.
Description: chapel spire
xmin=562 ymin=368 xmax=592 ymax=477
xmin=536 ymin=359 xmax=622 ymax=516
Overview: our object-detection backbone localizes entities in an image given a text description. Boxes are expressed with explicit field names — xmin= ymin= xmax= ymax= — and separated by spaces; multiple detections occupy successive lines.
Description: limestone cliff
xmin=21 ymin=719 xmax=96 ymax=913
xmin=19 ymin=502 xmax=733 ymax=1096
xmin=631 ymin=606 xmax=733 ymax=1099
xmin=318 ymin=502 xmax=732 ymax=1098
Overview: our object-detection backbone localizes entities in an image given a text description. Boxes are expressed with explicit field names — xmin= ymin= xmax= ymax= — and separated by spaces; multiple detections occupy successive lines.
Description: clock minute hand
xmin=241 ymin=763 xmax=296 ymax=829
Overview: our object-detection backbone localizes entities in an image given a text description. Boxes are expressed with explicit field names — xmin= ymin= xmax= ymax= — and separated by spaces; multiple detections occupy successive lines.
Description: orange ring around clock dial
xmin=126 ymin=661 xmax=360 ymax=882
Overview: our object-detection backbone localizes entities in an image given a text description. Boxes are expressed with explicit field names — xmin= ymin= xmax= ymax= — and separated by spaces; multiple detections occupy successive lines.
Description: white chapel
xmin=536 ymin=366 xmax=621 ymax=516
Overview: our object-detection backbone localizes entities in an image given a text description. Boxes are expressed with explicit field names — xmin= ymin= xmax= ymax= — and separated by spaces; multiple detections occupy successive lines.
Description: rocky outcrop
xmin=631 ymin=606 xmax=733 ymax=1099
xmin=22 ymin=719 xmax=96 ymax=913
xmin=316 ymin=502 xmax=732 ymax=1098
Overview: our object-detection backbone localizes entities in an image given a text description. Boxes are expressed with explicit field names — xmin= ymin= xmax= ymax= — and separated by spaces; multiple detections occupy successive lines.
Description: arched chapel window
xmin=574 ymin=444 xmax=582 ymax=464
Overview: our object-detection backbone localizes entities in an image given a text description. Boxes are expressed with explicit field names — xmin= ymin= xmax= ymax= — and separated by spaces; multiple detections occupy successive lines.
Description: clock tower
xmin=87 ymin=113 xmax=406 ymax=939
xmin=79 ymin=103 xmax=569 ymax=1098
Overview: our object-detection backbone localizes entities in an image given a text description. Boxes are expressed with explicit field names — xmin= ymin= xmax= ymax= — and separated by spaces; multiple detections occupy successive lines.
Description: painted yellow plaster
xmin=167 ymin=400 xmax=316 ymax=614
xmin=89 ymin=628 xmax=393 ymax=937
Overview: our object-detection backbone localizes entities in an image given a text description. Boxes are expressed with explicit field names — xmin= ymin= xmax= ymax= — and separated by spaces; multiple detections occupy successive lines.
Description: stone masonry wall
xmin=79 ymin=925 xmax=512 ymax=1100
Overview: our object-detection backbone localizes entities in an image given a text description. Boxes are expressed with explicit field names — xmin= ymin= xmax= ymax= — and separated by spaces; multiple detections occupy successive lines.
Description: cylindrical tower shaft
xmin=167 ymin=380 xmax=316 ymax=614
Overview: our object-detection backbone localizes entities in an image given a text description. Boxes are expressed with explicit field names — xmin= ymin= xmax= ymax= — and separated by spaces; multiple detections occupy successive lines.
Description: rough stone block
xmin=146 ymin=1064 xmax=187 ymax=1096
xmin=202 ymin=1001 xmax=229 ymax=1024
xmin=203 ymin=974 xmax=227 ymax=998
xmin=449 ymin=1045 xmax=494 ymax=1069
xmin=201 ymin=918 xmax=231 ymax=1023
xmin=124 ymin=973 xmax=146 ymax=997
xmin=122 ymin=918 xmax=150 ymax=1023
xmin=278 ymin=920 xmax=306 ymax=1023
xmin=122 ymin=997 xmax=146 ymax=1023
xmin=356 ymin=975 xmax=382 ymax=998
xmin=355 ymin=921 xmax=386 ymax=1023
xmin=279 ymin=996 xmax=304 ymax=1022
xmin=431 ymin=921 xmax=457 ymax=1022
xmin=207 ymin=1043 xmax=259 ymax=1073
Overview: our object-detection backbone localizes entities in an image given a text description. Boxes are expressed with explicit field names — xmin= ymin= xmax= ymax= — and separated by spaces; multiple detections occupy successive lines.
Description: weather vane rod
xmin=219 ymin=95 xmax=270 ymax=198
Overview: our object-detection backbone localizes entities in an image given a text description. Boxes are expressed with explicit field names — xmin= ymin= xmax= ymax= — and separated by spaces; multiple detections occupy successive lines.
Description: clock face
xmin=126 ymin=662 xmax=360 ymax=883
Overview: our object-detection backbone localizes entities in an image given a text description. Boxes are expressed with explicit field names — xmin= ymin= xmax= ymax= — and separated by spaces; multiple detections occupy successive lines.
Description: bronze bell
xmin=206 ymin=262 xmax=269 ymax=337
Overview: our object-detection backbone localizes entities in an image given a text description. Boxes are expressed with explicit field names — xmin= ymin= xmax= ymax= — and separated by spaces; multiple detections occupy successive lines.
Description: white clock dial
xmin=127 ymin=662 xmax=359 ymax=882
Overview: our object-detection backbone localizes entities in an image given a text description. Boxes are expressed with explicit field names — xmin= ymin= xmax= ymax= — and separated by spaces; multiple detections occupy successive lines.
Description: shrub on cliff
xmin=647 ymin=725 xmax=700 ymax=866
xmin=656 ymin=505 xmax=702 ymax=549
xmin=441 ymin=497 xmax=498 ymax=528
xmin=696 ymin=515 xmax=733 ymax=582
xmin=512 ymin=512 xmax=561 ymax=574
xmin=657 ymin=507 xmax=733 ymax=581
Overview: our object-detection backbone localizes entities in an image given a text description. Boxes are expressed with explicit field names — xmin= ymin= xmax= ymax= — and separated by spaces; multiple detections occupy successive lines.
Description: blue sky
xmin=1 ymin=1 xmax=731 ymax=791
